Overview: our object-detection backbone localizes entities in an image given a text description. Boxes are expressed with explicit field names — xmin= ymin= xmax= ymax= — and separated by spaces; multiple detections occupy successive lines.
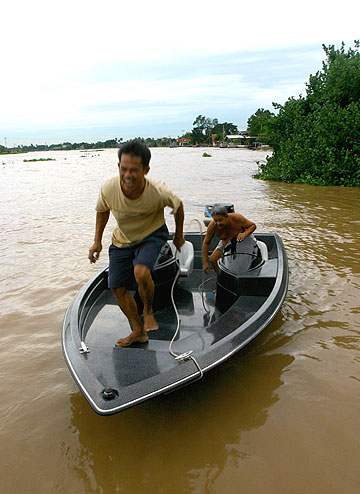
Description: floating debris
xmin=23 ymin=158 xmax=56 ymax=162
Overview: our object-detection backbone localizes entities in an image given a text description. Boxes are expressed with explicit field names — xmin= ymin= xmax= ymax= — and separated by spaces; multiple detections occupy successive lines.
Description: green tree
xmin=191 ymin=115 xmax=219 ymax=144
xmin=191 ymin=115 xmax=239 ymax=144
xmin=103 ymin=139 xmax=118 ymax=148
xmin=247 ymin=108 xmax=275 ymax=142
xmin=212 ymin=121 xmax=239 ymax=140
xmin=255 ymin=41 xmax=360 ymax=186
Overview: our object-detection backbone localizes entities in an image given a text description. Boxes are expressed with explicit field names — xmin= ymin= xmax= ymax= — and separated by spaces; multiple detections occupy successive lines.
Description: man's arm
xmin=236 ymin=214 xmax=256 ymax=242
xmin=172 ymin=201 xmax=185 ymax=250
xmin=88 ymin=210 xmax=110 ymax=263
xmin=202 ymin=222 xmax=215 ymax=274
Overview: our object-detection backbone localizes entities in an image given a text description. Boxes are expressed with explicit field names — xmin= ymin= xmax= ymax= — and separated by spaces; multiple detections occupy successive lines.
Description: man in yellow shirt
xmin=89 ymin=140 xmax=185 ymax=347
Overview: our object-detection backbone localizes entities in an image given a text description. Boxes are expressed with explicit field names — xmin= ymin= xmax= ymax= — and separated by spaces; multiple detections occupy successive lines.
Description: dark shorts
xmin=108 ymin=224 xmax=169 ymax=289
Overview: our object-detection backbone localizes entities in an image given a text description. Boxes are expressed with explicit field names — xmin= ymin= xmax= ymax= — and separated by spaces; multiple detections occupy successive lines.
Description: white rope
xmin=190 ymin=218 xmax=216 ymax=315
xmin=199 ymin=276 xmax=215 ymax=314
xmin=168 ymin=247 xmax=203 ymax=380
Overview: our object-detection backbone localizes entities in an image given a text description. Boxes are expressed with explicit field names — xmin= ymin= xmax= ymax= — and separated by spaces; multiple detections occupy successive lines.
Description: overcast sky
xmin=1 ymin=0 xmax=359 ymax=145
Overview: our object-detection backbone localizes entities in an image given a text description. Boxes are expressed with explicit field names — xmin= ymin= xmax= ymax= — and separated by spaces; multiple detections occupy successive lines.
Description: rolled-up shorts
xmin=215 ymin=239 xmax=230 ymax=253
xmin=216 ymin=234 xmax=257 ymax=253
xmin=108 ymin=224 xmax=169 ymax=289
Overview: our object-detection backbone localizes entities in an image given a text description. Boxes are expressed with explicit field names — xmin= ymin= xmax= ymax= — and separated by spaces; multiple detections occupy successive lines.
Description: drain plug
xmin=102 ymin=388 xmax=118 ymax=400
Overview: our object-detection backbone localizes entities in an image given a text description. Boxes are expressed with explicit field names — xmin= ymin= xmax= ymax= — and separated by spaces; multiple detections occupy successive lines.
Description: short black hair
xmin=118 ymin=140 xmax=151 ymax=169
xmin=212 ymin=204 xmax=229 ymax=217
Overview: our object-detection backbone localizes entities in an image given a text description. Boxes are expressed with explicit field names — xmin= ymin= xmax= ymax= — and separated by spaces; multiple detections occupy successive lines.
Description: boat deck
xmin=77 ymin=269 xmax=267 ymax=390
xmin=84 ymin=270 xmax=267 ymax=353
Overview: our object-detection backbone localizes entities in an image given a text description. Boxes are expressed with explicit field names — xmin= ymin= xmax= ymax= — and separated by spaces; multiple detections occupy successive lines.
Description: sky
xmin=1 ymin=0 xmax=359 ymax=146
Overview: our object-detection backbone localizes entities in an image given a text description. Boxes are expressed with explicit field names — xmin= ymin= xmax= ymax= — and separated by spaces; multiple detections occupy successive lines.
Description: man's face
xmin=213 ymin=214 xmax=228 ymax=229
xmin=119 ymin=153 xmax=149 ymax=196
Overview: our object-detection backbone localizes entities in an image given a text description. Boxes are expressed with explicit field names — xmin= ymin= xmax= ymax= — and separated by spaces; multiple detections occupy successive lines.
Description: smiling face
xmin=213 ymin=214 xmax=229 ymax=229
xmin=118 ymin=153 xmax=150 ymax=198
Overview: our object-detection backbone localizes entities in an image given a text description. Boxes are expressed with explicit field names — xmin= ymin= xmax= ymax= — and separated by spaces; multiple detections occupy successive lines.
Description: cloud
xmin=1 ymin=46 xmax=325 ymax=135
xmin=1 ymin=0 xmax=359 ymax=144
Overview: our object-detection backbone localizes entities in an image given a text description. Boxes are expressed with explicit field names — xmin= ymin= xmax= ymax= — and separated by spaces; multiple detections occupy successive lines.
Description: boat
xmin=62 ymin=219 xmax=288 ymax=415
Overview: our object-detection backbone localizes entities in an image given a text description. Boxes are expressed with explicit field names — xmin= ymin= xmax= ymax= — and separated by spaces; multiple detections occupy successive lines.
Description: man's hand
xmin=203 ymin=261 xmax=211 ymax=275
xmin=89 ymin=241 xmax=102 ymax=263
xmin=172 ymin=233 xmax=185 ymax=251
xmin=237 ymin=232 xmax=247 ymax=242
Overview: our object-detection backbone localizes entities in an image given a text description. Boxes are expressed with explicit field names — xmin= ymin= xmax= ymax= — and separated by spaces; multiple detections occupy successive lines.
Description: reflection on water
xmin=69 ymin=351 xmax=294 ymax=493
xmin=262 ymin=182 xmax=360 ymax=271
xmin=1 ymin=148 xmax=360 ymax=493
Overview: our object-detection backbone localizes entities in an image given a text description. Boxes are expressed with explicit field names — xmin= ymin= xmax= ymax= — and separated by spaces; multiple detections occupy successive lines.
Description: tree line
xmin=0 ymin=139 xmax=122 ymax=154
xmin=1 ymin=118 xmax=243 ymax=155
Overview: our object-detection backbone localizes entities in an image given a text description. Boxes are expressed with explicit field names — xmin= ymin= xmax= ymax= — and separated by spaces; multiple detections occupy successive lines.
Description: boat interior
xmin=79 ymin=233 xmax=279 ymax=359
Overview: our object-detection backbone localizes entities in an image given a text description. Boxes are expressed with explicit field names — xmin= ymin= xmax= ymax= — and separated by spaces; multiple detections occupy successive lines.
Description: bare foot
xmin=115 ymin=331 xmax=148 ymax=347
xmin=143 ymin=313 xmax=159 ymax=332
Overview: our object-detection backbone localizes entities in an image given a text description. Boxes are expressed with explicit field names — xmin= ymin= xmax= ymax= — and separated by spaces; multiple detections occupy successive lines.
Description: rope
xmin=168 ymin=227 xmax=204 ymax=380
xmin=168 ymin=258 xmax=203 ymax=379
xmin=189 ymin=218 xmax=215 ymax=315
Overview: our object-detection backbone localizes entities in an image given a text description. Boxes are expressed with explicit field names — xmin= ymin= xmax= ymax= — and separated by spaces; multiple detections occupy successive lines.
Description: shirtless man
xmin=88 ymin=140 xmax=185 ymax=347
xmin=202 ymin=204 xmax=256 ymax=274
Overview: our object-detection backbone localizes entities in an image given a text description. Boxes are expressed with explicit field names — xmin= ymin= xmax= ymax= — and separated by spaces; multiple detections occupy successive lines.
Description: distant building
xmin=225 ymin=134 xmax=254 ymax=140
xmin=177 ymin=137 xmax=191 ymax=146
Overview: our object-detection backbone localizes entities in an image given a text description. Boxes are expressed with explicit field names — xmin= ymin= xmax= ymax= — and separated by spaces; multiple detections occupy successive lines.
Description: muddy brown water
xmin=1 ymin=148 xmax=359 ymax=493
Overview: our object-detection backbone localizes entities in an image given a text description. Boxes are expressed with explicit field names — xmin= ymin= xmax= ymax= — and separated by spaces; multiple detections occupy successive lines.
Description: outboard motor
xmin=215 ymin=236 xmax=263 ymax=312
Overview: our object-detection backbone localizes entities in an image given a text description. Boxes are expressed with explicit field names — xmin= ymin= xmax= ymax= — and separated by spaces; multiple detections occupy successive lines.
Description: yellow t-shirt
xmin=95 ymin=176 xmax=181 ymax=248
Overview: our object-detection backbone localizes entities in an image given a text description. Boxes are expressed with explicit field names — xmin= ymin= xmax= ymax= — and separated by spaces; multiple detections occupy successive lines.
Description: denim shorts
xmin=108 ymin=224 xmax=169 ymax=289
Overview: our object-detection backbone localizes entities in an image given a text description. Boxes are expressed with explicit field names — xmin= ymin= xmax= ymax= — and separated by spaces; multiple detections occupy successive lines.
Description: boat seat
xmin=168 ymin=240 xmax=194 ymax=277
xmin=257 ymin=240 xmax=269 ymax=261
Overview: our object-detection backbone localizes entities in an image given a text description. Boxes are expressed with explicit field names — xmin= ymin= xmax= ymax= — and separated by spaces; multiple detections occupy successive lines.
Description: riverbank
xmin=1 ymin=143 xmax=272 ymax=156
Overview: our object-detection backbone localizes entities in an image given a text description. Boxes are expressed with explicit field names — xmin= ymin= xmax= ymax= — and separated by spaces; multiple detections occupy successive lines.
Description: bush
xmin=255 ymin=41 xmax=360 ymax=186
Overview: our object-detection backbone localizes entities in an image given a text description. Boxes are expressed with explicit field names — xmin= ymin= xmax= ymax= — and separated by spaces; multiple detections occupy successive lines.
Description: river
xmin=1 ymin=147 xmax=359 ymax=493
